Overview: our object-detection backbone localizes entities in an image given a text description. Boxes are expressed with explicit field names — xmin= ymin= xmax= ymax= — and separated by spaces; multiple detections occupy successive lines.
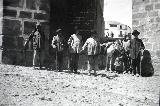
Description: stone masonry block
xmin=133 ymin=12 xmax=147 ymax=19
xmin=2 ymin=50 xmax=16 ymax=64
xmin=0 ymin=9 xmax=3 ymax=18
xmin=155 ymin=3 xmax=160 ymax=9
xmin=150 ymin=51 xmax=156 ymax=57
xmin=85 ymin=13 xmax=95 ymax=20
xmin=40 ymin=22 xmax=50 ymax=36
xmin=26 ymin=0 xmax=36 ymax=10
xmin=156 ymin=50 xmax=160 ymax=58
xmin=149 ymin=37 xmax=156 ymax=43
xmin=3 ymin=9 xmax=17 ymax=17
xmin=133 ymin=6 xmax=139 ymax=13
xmin=132 ymin=20 xmax=139 ymax=26
xmin=156 ymin=17 xmax=160 ymax=22
xmin=133 ymin=0 xmax=145 ymax=6
xmin=151 ymin=0 xmax=158 ymax=2
xmin=2 ymin=36 xmax=17 ymax=50
xmin=136 ymin=25 xmax=145 ymax=32
xmin=144 ymin=0 xmax=150 ymax=4
xmin=144 ymin=43 xmax=152 ymax=50
xmin=0 ymin=26 xmax=2 ymax=35
xmin=3 ymin=0 xmax=24 ymax=8
xmin=17 ymin=37 xmax=24 ymax=50
xmin=78 ymin=20 xmax=94 ymax=30
xmin=24 ymin=21 xmax=36 ymax=35
xmin=2 ymin=50 xmax=24 ymax=65
xmin=153 ymin=43 xmax=159 ymax=51
xmin=19 ymin=11 xmax=32 ymax=19
xmin=16 ymin=50 xmax=24 ymax=65
xmin=2 ymin=19 xmax=21 ymax=36
xmin=39 ymin=0 xmax=50 ymax=12
xmin=0 ymin=17 xmax=2 ymax=33
xmin=148 ymin=11 xmax=158 ymax=17
xmin=145 ymin=4 xmax=153 ymax=11
xmin=141 ymin=37 xmax=149 ymax=42
xmin=150 ymin=23 xmax=159 ymax=31
xmin=147 ymin=18 xmax=155 ymax=23
xmin=0 ymin=0 xmax=3 ymax=8
xmin=34 ymin=13 xmax=48 ymax=20
xmin=24 ymin=50 xmax=33 ymax=66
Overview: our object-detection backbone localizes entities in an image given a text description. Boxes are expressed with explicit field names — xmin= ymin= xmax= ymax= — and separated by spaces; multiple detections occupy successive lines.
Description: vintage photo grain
xmin=0 ymin=0 xmax=159 ymax=105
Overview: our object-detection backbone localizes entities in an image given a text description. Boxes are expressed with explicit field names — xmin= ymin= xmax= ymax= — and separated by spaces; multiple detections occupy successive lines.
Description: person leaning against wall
xmin=81 ymin=30 xmax=101 ymax=76
xmin=24 ymin=23 xmax=45 ymax=69
xmin=68 ymin=26 xmax=83 ymax=74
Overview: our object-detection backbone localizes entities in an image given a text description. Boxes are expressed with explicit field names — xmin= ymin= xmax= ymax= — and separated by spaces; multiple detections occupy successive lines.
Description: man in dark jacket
xmin=51 ymin=29 xmax=65 ymax=72
xmin=130 ymin=30 xmax=145 ymax=76
xmin=24 ymin=23 xmax=45 ymax=69
xmin=68 ymin=26 xmax=82 ymax=73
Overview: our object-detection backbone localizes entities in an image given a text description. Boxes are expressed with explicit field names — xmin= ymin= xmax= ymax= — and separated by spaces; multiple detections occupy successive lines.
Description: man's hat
xmin=74 ymin=26 xmax=78 ymax=30
xmin=36 ymin=23 xmax=41 ymax=29
xmin=132 ymin=30 xmax=140 ymax=36
xmin=56 ymin=29 xmax=62 ymax=33
xmin=36 ymin=23 xmax=41 ymax=27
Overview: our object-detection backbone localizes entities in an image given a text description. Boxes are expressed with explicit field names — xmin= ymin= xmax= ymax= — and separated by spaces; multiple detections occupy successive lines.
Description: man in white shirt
xmin=51 ymin=29 xmax=65 ymax=72
xmin=82 ymin=30 xmax=100 ymax=76
xmin=68 ymin=26 xmax=82 ymax=73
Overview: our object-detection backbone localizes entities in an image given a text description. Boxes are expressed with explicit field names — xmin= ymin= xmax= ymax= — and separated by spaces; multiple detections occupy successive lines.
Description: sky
xmin=103 ymin=0 xmax=132 ymax=28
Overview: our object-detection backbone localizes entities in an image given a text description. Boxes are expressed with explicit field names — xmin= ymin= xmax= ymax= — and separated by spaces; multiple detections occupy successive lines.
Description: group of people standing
xmin=51 ymin=27 xmax=101 ymax=76
xmin=25 ymin=24 xmax=145 ymax=76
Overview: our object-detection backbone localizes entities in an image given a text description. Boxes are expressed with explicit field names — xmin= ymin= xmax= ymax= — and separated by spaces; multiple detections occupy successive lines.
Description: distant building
xmin=105 ymin=21 xmax=131 ymax=38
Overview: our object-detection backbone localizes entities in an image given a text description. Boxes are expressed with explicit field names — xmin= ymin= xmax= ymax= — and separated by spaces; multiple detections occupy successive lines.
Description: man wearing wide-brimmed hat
xmin=51 ymin=28 xmax=65 ymax=71
xmin=130 ymin=30 xmax=145 ymax=76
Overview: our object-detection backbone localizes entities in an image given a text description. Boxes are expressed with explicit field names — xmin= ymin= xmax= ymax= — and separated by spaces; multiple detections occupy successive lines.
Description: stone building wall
xmin=132 ymin=0 xmax=160 ymax=64
xmin=96 ymin=0 xmax=105 ymax=37
xmin=0 ymin=0 xmax=3 ymax=63
xmin=66 ymin=0 xmax=98 ymax=41
xmin=0 ymin=0 xmax=104 ymax=69
xmin=1 ymin=0 xmax=50 ymax=65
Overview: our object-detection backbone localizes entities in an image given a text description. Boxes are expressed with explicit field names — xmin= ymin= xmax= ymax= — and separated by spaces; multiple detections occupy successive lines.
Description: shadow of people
xmin=97 ymin=73 xmax=119 ymax=79
xmin=141 ymin=50 xmax=154 ymax=77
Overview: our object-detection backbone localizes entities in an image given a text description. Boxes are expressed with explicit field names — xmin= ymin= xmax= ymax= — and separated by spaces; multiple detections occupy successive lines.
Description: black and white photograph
xmin=0 ymin=0 xmax=159 ymax=105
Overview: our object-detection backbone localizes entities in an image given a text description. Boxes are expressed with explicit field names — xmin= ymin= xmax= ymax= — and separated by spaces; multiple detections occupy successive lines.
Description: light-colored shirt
xmin=123 ymin=40 xmax=130 ymax=51
xmin=82 ymin=37 xmax=100 ymax=55
xmin=68 ymin=34 xmax=82 ymax=53
xmin=52 ymin=35 xmax=64 ymax=52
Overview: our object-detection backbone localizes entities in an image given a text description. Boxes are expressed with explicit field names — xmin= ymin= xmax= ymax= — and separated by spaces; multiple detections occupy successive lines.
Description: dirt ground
xmin=0 ymin=64 xmax=159 ymax=106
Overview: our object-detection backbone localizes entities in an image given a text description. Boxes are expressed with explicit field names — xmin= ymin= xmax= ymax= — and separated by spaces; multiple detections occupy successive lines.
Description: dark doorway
xmin=50 ymin=0 xmax=96 ymax=41
xmin=50 ymin=0 xmax=68 ymax=35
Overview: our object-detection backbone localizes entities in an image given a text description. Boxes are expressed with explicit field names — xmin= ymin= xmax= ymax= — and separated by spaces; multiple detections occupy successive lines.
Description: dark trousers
xmin=131 ymin=57 xmax=140 ymax=75
xmin=123 ymin=52 xmax=131 ymax=72
xmin=56 ymin=51 xmax=63 ymax=71
xmin=88 ymin=55 xmax=98 ymax=72
xmin=69 ymin=53 xmax=79 ymax=72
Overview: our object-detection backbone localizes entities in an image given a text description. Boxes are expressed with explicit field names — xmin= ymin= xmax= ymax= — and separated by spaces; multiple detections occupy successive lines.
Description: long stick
xmin=55 ymin=49 xmax=58 ymax=71
xmin=24 ymin=41 xmax=28 ymax=66
xmin=24 ymin=49 xmax=26 ymax=66
xmin=139 ymin=50 xmax=143 ymax=76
